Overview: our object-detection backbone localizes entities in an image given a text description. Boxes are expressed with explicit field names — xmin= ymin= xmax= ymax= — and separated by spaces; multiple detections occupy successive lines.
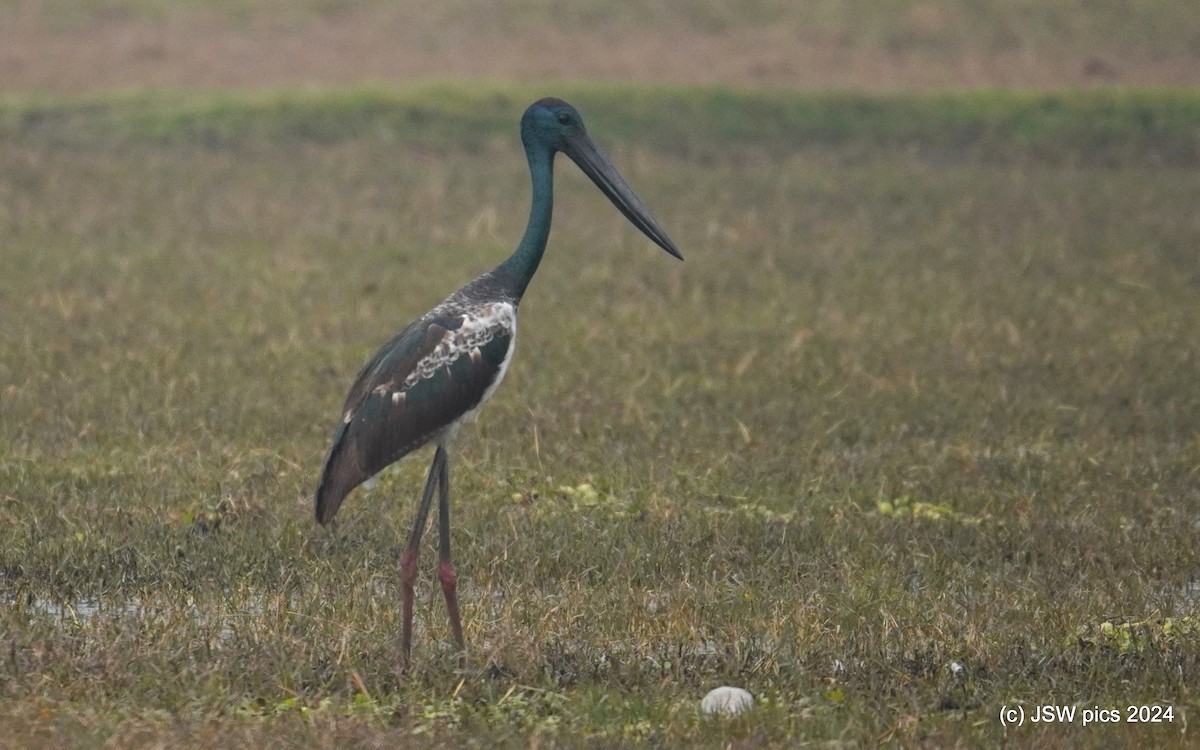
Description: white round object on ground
xmin=701 ymin=686 xmax=755 ymax=716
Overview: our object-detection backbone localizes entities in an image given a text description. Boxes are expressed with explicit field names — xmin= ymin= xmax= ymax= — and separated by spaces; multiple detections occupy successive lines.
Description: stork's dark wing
xmin=315 ymin=313 xmax=513 ymax=525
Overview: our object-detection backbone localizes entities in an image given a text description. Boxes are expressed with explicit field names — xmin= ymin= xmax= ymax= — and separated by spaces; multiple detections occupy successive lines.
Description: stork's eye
xmin=555 ymin=111 xmax=572 ymax=125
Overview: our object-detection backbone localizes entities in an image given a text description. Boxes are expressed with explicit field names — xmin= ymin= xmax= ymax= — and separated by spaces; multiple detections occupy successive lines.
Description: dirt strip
xmin=2 ymin=8 xmax=1196 ymax=93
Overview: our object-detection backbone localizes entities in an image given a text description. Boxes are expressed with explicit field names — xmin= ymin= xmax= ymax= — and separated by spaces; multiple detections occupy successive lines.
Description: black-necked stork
xmin=315 ymin=97 xmax=681 ymax=664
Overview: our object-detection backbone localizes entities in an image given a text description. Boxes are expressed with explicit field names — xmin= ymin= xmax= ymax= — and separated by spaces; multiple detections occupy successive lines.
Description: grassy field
xmin=6 ymin=84 xmax=1200 ymax=163
xmin=2 ymin=84 xmax=1199 ymax=747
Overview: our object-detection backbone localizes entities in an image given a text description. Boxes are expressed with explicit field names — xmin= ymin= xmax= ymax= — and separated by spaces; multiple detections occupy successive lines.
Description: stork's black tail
xmin=314 ymin=421 xmax=362 ymax=525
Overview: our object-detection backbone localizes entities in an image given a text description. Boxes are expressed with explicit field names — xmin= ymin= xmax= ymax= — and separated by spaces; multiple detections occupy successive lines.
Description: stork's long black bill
xmin=564 ymin=133 xmax=683 ymax=260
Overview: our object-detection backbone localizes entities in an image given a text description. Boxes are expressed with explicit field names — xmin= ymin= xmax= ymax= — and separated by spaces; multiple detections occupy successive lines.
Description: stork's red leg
xmin=400 ymin=446 xmax=446 ymax=667
xmin=435 ymin=445 xmax=466 ymax=654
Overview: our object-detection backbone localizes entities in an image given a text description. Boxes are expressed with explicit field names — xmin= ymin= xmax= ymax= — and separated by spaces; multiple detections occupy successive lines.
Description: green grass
xmin=2 ymin=86 xmax=1200 ymax=747
xmin=4 ymin=84 xmax=1200 ymax=164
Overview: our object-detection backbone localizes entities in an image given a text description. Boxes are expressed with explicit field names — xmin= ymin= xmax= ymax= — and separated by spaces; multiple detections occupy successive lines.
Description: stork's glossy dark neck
xmin=498 ymin=143 xmax=554 ymax=301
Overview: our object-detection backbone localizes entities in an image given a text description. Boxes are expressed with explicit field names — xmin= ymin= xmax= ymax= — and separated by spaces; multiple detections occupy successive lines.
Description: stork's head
xmin=520 ymin=98 xmax=682 ymax=260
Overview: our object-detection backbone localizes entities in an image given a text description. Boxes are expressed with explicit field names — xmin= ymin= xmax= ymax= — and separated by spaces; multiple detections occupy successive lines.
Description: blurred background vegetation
xmin=2 ymin=0 xmax=1198 ymax=92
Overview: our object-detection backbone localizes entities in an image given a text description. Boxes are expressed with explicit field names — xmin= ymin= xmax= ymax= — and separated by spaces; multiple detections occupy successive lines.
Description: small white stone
xmin=701 ymin=686 xmax=755 ymax=716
